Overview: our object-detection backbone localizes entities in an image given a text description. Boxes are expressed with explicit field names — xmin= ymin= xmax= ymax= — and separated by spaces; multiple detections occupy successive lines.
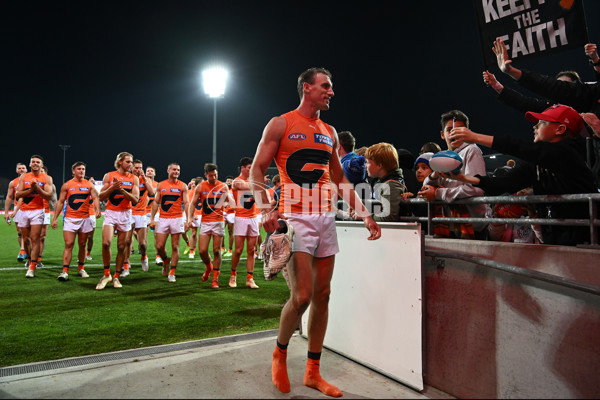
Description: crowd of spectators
xmin=335 ymin=41 xmax=600 ymax=247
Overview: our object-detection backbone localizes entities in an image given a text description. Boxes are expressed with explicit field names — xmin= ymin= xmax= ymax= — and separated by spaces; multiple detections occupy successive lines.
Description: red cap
xmin=525 ymin=104 xmax=583 ymax=134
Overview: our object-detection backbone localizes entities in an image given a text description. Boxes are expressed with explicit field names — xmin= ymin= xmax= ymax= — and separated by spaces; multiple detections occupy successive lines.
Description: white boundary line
xmin=0 ymin=257 xmax=256 ymax=271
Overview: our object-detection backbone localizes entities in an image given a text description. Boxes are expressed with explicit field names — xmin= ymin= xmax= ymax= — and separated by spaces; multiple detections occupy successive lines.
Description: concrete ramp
xmin=0 ymin=330 xmax=451 ymax=399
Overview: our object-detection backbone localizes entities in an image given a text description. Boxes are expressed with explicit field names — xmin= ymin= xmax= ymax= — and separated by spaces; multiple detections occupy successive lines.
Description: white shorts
xmin=146 ymin=212 xmax=160 ymax=225
xmin=13 ymin=210 xmax=23 ymax=225
xmin=225 ymin=212 xmax=235 ymax=224
xmin=192 ymin=214 xmax=202 ymax=228
xmin=256 ymin=213 xmax=262 ymax=224
xmin=63 ymin=217 xmax=94 ymax=233
xmin=89 ymin=215 xmax=97 ymax=229
xmin=18 ymin=209 xmax=45 ymax=227
xmin=103 ymin=209 xmax=132 ymax=232
xmin=234 ymin=216 xmax=260 ymax=237
xmin=156 ymin=217 xmax=184 ymax=234
xmin=200 ymin=221 xmax=225 ymax=237
xmin=44 ymin=212 xmax=51 ymax=225
xmin=131 ymin=214 xmax=147 ymax=229
xmin=287 ymin=213 xmax=339 ymax=258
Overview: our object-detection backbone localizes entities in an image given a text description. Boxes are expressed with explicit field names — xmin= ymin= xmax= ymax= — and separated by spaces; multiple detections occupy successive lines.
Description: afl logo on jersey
xmin=288 ymin=133 xmax=306 ymax=141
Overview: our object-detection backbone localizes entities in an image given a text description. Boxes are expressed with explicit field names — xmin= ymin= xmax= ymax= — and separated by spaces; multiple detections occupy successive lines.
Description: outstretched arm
xmin=493 ymin=37 xmax=522 ymax=80
xmin=450 ymin=126 xmax=494 ymax=148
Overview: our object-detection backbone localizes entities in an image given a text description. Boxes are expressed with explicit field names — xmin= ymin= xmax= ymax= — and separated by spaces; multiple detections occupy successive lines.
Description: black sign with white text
xmin=473 ymin=0 xmax=589 ymax=69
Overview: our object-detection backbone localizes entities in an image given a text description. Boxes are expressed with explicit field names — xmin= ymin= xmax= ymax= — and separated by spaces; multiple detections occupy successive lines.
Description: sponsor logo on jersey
xmin=170 ymin=188 xmax=181 ymax=193
xmin=314 ymin=133 xmax=333 ymax=147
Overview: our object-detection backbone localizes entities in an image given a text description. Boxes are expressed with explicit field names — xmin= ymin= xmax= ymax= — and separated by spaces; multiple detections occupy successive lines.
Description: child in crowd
xmin=447 ymin=104 xmax=596 ymax=246
xmin=402 ymin=152 xmax=449 ymax=236
xmin=419 ymin=110 xmax=489 ymax=239
xmin=352 ymin=142 xmax=406 ymax=222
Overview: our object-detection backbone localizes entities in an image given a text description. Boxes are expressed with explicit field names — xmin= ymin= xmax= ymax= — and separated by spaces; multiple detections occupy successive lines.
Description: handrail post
xmin=590 ymin=197 xmax=598 ymax=245
xmin=427 ymin=201 xmax=433 ymax=236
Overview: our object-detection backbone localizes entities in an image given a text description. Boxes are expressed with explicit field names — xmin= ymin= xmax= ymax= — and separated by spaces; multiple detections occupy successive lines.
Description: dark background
xmin=3 ymin=0 xmax=599 ymax=191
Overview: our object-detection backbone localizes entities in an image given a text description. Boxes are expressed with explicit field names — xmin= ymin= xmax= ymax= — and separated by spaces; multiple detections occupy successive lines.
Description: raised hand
xmin=492 ymin=38 xmax=512 ymax=73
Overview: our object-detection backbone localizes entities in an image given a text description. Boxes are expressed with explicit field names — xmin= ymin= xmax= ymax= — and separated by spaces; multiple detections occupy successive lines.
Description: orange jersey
xmin=275 ymin=110 xmax=333 ymax=214
xmin=146 ymin=180 xmax=159 ymax=214
xmin=19 ymin=172 xmax=49 ymax=211
xmin=64 ymin=179 xmax=93 ymax=219
xmin=9 ymin=178 xmax=20 ymax=209
xmin=266 ymin=187 xmax=275 ymax=202
xmin=156 ymin=179 xmax=186 ymax=218
xmin=105 ymin=171 xmax=136 ymax=211
xmin=132 ymin=176 xmax=149 ymax=216
xmin=232 ymin=175 xmax=259 ymax=218
xmin=189 ymin=188 xmax=202 ymax=216
xmin=88 ymin=195 xmax=96 ymax=216
xmin=199 ymin=180 xmax=227 ymax=222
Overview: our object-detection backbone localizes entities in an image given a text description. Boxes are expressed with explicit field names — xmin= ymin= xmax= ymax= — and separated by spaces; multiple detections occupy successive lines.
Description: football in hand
xmin=430 ymin=150 xmax=463 ymax=174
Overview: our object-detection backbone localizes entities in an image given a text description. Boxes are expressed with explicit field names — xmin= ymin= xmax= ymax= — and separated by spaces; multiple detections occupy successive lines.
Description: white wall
xmin=301 ymin=221 xmax=424 ymax=391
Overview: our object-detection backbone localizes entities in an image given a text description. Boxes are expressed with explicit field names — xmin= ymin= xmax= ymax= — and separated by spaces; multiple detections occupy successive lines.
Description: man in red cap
xmin=446 ymin=104 xmax=597 ymax=246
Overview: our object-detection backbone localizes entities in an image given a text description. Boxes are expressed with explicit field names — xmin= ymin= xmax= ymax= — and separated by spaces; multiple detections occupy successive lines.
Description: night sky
xmin=4 ymin=1 xmax=600 ymax=190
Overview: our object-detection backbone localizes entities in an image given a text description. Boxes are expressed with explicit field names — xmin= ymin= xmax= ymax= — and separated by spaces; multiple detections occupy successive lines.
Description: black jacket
xmin=476 ymin=134 xmax=597 ymax=246
xmin=517 ymin=69 xmax=600 ymax=187
xmin=372 ymin=169 xmax=406 ymax=222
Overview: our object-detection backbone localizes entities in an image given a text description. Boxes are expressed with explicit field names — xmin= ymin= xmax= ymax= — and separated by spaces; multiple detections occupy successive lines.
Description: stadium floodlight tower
xmin=202 ymin=67 xmax=228 ymax=165
xmin=59 ymin=144 xmax=70 ymax=184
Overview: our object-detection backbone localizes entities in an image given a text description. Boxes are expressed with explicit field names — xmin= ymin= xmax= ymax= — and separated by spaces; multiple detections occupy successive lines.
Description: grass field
xmin=0 ymin=217 xmax=289 ymax=368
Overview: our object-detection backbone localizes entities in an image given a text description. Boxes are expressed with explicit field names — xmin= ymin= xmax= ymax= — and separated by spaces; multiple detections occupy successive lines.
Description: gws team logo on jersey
xmin=285 ymin=148 xmax=331 ymax=190
xmin=314 ymin=133 xmax=333 ymax=148
xmin=288 ymin=133 xmax=306 ymax=141
xmin=202 ymin=184 xmax=228 ymax=215
xmin=68 ymin=193 xmax=90 ymax=211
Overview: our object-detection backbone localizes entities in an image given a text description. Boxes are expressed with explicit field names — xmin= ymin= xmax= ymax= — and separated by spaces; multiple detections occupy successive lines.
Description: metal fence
xmin=338 ymin=193 xmax=600 ymax=246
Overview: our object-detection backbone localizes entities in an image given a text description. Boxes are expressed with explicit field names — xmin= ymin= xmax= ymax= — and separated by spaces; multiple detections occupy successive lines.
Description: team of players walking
xmin=4 ymin=153 xmax=268 ymax=291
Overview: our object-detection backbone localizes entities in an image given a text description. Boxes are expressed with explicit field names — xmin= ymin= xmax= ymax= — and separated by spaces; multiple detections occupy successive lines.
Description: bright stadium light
xmin=202 ymin=67 xmax=228 ymax=165
xmin=202 ymin=67 xmax=227 ymax=98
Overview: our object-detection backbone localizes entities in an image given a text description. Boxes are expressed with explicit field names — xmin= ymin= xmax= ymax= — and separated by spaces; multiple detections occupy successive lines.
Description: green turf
xmin=0 ymin=217 xmax=289 ymax=367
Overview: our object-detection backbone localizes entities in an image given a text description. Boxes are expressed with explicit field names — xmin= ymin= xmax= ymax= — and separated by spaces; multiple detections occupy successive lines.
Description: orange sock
xmin=63 ymin=265 xmax=69 ymax=273
xmin=78 ymin=263 xmax=85 ymax=271
xmin=29 ymin=261 xmax=37 ymax=271
xmin=272 ymin=346 xmax=290 ymax=393
xmin=304 ymin=358 xmax=343 ymax=397
xmin=114 ymin=271 xmax=120 ymax=279
xmin=202 ymin=262 xmax=213 ymax=282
